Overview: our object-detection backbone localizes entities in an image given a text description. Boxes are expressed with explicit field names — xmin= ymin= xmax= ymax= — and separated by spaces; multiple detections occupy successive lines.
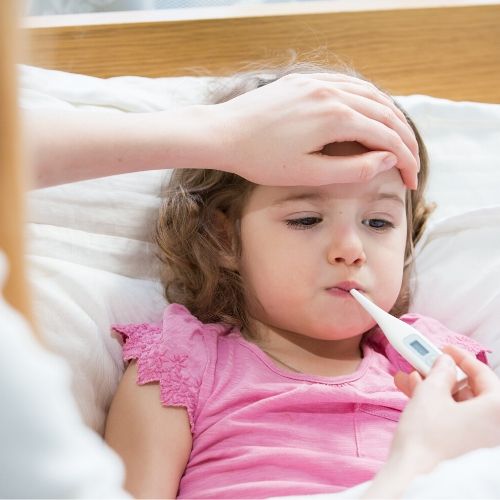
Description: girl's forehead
xmin=251 ymin=168 xmax=406 ymax=207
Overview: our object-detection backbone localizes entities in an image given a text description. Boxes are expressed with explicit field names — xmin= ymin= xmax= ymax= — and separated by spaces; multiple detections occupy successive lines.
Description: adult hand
xmin=208 ymin=72 xmax=420 ymax=188
xmin=392 ymin=345 xmax=500 ymax=469
xmin=29 ymin=73 xmax=419 ymax=189
xmin=364 ymin=346 xmax=500 ymax=498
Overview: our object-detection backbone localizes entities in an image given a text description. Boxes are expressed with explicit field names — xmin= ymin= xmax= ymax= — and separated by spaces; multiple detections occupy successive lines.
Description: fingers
xmin=313 ymin=80 xmax=417 ymax=149
xmin=303 ymin=72 xmax=396 ymax=109
xmin=395 ymin=349 xmax=499 ymax=405
xmin=443 ymin=345 xmax=499 ymax=396
xmin=408 ymin=371 xmax=423 ymax=394
xmin=428 ymin=353 xmax=459 ymax=386
xmin=298 ymin=151 xmax=397 ymax=185
xmin=330 ymin=88 xmax=419 ymax=163
xmin=293 ymin=73 xmax=420 ymax=189
xmin=407 ymin=354 xmax=458 ymax=402
xmin=328 ymin=106 xmax=418 ymax=189
xmin=310 ymin=74 xmax=410 ymax=126
xmin=394 ymin=371 xmax=411 ymax=396
xmin=453 ymin=385 xmax=475 ymax=402
xmin=394 ymin=371 xmax=423 ymax=397
xmin=395 ymin=355 xmax=466 ymax=400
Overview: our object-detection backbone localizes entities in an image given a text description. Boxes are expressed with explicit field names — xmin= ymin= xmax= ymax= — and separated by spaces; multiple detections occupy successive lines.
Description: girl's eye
xmin=285 ymin=216 xmax=322 ymax=229
xmin=363 ymin=218 xmax=395 ymax=230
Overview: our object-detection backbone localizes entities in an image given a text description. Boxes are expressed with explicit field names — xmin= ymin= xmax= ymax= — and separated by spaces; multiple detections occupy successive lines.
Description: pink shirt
xmin=113 ymin=305 xmax=487 ymax=499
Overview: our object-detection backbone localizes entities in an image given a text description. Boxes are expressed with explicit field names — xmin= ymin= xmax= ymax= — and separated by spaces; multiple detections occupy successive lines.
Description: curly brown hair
xmin=154 ymin=63 xmax=434 ymax=335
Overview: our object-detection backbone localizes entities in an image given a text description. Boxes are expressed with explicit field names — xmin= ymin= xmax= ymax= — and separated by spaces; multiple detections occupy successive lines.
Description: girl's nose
xmin=326 ymin=228 xmax=366 ymax=266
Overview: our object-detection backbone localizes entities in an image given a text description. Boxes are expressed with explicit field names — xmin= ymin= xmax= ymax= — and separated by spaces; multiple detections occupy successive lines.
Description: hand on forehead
xmin=321 ymin=141 xmax=406 ymax=187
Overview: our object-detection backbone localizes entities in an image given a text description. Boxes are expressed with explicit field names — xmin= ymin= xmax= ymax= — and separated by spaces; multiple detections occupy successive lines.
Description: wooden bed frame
xmin=22 ymin=0 xmax=500 ymax=103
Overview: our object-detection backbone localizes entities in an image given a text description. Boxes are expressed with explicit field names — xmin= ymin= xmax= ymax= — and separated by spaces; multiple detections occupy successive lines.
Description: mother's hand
xmin=364 ymin=346 xmax=500 ymax=498
xmin=392 ymin=345 xmax=500 ymax=468
xmin=209 ymin=72 xmax=420 ymax=188
xmin=29 ymin=73 xmax=419 ymax=189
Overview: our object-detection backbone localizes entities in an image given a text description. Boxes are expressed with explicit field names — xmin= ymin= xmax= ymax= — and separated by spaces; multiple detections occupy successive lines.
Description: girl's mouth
xmin=329 ymin=281 xmax=364 ymax=293
xmin=327 ymin=287 xmax=353 ymax=297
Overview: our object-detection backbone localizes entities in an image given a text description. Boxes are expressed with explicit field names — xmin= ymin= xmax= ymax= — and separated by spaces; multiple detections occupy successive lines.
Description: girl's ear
xmin=213 ymin=209 xmax=239 ymax=271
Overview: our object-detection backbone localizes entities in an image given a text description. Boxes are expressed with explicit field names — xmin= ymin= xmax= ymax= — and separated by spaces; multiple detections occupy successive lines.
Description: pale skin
xmin=105 ymin=361 xmax=192 ymax=499
xmin=25 ymin=73 xmax=419 ymax=189
xmin=105 ymin=142 xmax=410 ymax=497
xmin=235 ymin=148 xmax=407 ymax=376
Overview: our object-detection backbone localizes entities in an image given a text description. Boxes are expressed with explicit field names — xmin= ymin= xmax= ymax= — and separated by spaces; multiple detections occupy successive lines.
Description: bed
xmin=20 ymin=0 xmax=500 ymax=496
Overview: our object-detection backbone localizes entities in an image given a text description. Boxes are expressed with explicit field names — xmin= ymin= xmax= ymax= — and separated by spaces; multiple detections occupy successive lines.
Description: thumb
xmin=394 ymin=370 xmax=423 ymax=397
xmin=301 ymin=151 xmax=397 ymax=186
xmin=422 ymin=354 xmax=458 ymax=395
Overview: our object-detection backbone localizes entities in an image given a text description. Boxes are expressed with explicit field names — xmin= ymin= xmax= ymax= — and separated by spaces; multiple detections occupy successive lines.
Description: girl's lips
xmin=326 ymin=282 xmax=365 ymax=298
xmin=330 ymin=281 xmax=364 ymax=293
xmin=326 ymin=287 xmax=353 ymax=297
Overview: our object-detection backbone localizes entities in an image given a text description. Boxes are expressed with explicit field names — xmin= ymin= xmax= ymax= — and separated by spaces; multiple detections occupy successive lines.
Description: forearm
xmin=25 ymin=106 xmax=222 ymax=188
xmin=23 ymin=72 xmax=421 ymax=189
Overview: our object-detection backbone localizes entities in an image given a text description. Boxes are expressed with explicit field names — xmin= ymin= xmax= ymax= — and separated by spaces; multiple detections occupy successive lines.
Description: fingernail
xmin=381 ymin=154 xmax=397 ymax=170
xmin=439 ymin=354 xmax=455 ymax=368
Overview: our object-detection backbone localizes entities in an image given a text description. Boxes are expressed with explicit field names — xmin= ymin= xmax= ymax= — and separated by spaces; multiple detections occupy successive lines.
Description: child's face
xmin=237 ymin=143 xmax=407 ymax=341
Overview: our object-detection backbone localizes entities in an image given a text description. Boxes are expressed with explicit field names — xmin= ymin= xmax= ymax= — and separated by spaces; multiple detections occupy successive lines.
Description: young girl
xmin=105 ymin=65 xmax=488 ymax=499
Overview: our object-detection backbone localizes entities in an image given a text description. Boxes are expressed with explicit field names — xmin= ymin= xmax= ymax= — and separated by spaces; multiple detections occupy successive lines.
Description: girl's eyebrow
xmin=370 ymin=192 xmax=406 ymax=206
xmin=272 ymin=191 xmax=405 ymax=206
xmin=272 ymin=192 xmax=326 ymax=206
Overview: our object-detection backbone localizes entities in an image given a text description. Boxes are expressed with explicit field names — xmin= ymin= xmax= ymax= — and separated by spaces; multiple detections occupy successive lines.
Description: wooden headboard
xmin=22 ymin=0 xmax=500 ymax=103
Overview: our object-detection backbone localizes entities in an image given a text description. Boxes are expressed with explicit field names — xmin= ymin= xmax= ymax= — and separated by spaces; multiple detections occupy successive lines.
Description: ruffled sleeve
xmin=369 ymin=313 xmax=490 ymax=374
xmin=112 ymin=304 xmax=219 ymax=431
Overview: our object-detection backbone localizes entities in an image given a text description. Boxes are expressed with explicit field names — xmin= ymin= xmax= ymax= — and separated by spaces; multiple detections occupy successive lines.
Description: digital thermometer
xmin=350 ymin=289 xmax=468 ymax=391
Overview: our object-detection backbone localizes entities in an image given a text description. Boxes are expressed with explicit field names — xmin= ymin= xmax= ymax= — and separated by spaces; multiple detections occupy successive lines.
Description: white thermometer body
xmin=350 ymin=289 xmax=468 ymax=391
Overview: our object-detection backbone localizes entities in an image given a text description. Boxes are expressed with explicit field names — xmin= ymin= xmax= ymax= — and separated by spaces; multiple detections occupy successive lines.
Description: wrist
xmin=187 ymin=102 xmax=241 ymax=174
xmin=363 ymin=446 xmax=439 ymax=499
xmin=364 ymin=454 xmax=415 ymax=498
xmin=156 ymin=104 xmax=236 ymax=173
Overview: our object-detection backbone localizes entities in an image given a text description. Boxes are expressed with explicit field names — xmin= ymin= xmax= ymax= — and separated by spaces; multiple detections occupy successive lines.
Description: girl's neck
xmin=245 ymin=319 xmax=364 ymax=378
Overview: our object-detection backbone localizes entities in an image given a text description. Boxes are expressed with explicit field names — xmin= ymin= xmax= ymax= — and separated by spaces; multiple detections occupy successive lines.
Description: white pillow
xmin=27 ymin=171 xmax=168 ymax=433
xmin=20 ymin=65 xmax=500 ymax=434
xmin=411 ymin=207 xmax=500 ymax=375
xmin=398 ymin=95 xmax=500 ymax=220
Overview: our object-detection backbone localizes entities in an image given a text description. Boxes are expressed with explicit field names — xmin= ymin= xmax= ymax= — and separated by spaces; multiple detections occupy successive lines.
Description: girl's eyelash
xmin=285 ymin=217 xmax=395 ymax=231
xmin=362 ymin=218 xmax=395 ymax=230
xmin=285 ymin=216 xmax=322 ymax=229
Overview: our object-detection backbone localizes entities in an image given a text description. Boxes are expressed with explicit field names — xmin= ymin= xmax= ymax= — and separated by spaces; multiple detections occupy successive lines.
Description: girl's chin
xmin=274 ymin=321 xmax=374 ymax=342
xmin=247 ymin=309 xmax=377 ymax=340
xmin=310 ymin=319 xmax=377 ymax=339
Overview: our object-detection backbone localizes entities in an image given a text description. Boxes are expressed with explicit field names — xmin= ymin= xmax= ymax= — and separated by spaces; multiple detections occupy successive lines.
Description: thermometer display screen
xmin=410 ymin=340 xmax=429 ymax=356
